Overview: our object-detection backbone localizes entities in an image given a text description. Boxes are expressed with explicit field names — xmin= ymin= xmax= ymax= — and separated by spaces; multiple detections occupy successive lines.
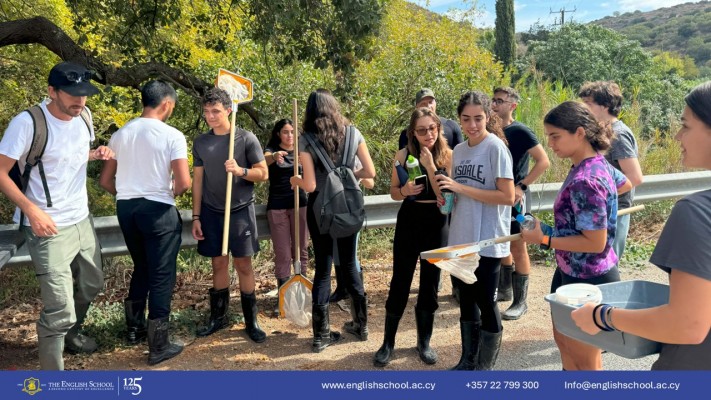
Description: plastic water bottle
xmin=406 ymin=155 xmax=423 ymax=181
xmin=516 ymin=214 xmax=554 ymax=250
xmin=434 ymin=169 xmax=454 ymax=215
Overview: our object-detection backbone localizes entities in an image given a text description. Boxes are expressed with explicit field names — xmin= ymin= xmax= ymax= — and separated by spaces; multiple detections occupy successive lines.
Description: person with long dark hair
xmin=435 ymin=91 xmax=514 ymax=370
xmin=290 ymin=89 xmax=375 ymax=352
xmin=572 ymin=82 xmax=711 ymax=370
xmin=373 ymin=108 xmax=452 ymax=367
xmin=264 ymin=119 xmax=308 ymax=289
xmin=521 ymin=101 xmax=631 ymax=370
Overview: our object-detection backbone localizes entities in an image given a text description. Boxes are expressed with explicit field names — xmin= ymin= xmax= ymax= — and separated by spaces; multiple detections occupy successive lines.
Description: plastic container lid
xmin=555 ymin=283 xmax=602 ymax=306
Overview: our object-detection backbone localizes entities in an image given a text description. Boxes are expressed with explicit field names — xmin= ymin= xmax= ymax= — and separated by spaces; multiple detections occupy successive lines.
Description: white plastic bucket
xmin=555 ymin=283 xmax=603 ymax=306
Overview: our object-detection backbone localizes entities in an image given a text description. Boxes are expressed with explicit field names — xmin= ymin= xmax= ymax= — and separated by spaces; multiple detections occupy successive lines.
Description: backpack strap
xmin=79 ymin=107 xmax=93 ymax=140
xmin=339 ymin=125 xmax=358 ymax=169
xmin=303 ymin=132 xmax=336 ymax=172
xmin=22 ymin=106 xmax=52 ymax=207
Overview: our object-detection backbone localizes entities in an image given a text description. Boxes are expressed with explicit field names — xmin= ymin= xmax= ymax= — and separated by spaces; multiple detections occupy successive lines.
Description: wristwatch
xmin=517 ymin=182 xmax=528 ymax=191
xmin=242 ymin=167 xmax=249 ymax=177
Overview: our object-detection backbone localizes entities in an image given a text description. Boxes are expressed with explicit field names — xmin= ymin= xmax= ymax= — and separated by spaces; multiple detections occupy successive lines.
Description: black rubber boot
xmin=124 ymin=298 xmax=147 ymax=345
xmin=329 ymin=265 xmax=350 ymax=303
xmin=373 ymin=313 xmax=401 ymax=367
xmin=477 ymin=329 xmax=503 ymax=370
xmin=343 ymin=295 xmax=368 ymax=341
xmin=64 ymin=302 xmax=97 ymax=354
xmin=415 ymin=309 xmax=438 ymax=365
xmin=197 ymin=288 xmax=230 ymax=337
xmin=502 ymin=273 xmax=529 ymax=320
xmin=147 ymin=317 xmax=183 ymax=366
xmin=312 ymin=304 xmax=341 ymax=352
xmin=496 ymin=265 xmax=514 ymax=302
xmin=451 ymin=321 xmax=481 ymax=371
xmin=241 ymin=291 xmax=266 ymax=343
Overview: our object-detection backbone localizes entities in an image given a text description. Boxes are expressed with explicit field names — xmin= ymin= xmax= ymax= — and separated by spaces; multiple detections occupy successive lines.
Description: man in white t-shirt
xmin=99 ymin=80 xmax=191 ymax=366
xmin=0 ymin=61 xmax=113 ymax=370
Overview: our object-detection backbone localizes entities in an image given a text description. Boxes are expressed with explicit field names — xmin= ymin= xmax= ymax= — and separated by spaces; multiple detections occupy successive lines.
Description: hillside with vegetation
xmin=593 ymin=0 xmax=711 ymax=75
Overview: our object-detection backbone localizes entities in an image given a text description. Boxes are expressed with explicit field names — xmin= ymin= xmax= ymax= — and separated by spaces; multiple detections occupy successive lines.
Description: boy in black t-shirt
xmin=491 ymin=87 xmax=550 ymax=320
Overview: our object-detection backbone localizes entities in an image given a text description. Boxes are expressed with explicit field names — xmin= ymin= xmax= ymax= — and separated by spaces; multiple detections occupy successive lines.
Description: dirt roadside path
xmin=0 ymin=257 xmax=667 ymax=371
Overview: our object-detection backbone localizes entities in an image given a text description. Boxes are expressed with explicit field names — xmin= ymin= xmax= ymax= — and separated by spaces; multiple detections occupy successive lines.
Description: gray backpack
xmin=303 ymin=126 xmax=365 ymax=238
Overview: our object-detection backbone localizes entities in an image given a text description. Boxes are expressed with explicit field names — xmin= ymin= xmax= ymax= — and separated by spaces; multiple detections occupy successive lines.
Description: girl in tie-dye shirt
xmin=521 ymin=101 xmax=631 ymax=371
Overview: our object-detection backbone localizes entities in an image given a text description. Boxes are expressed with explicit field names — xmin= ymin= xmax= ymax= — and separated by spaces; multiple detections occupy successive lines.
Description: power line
xmin=550 ymin=6 xmax=576 ymax=26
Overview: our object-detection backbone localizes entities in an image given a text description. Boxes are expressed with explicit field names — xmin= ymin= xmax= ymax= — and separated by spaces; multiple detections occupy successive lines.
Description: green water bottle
xmin=406 ymin=155 xmax=423 ymax=181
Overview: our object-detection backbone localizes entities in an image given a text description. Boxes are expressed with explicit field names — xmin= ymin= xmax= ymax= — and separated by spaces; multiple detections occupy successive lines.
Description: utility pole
xmin=550 ymin=7 xmax=576 ymax=26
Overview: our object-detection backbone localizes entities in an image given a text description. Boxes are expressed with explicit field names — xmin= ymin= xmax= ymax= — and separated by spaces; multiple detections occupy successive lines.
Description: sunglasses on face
xmin=415 ymin=124 xmax=438 ymax=136
xmin=64 ymin=70 xmax=93 ymax=83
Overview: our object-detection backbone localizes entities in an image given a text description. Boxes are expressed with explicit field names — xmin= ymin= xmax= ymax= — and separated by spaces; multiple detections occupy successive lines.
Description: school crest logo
xmin=22 ymin=377 xmax=42 ymax=395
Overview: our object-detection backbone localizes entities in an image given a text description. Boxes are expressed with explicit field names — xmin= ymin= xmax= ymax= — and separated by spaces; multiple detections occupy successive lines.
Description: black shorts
xmin=197 ymin=204 xmax=260 ymax=258
xmin=550 ymin=266 xmax=620 ymax=294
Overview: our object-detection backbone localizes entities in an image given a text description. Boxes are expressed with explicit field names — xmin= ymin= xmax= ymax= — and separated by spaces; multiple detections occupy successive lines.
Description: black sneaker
xmin=65 ymin=333 xmax=98 ymax=354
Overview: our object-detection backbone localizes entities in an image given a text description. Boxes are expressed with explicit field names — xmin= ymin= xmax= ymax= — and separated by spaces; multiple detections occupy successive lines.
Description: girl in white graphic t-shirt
xmin=435 ymin=91 xmax=514 ymax=370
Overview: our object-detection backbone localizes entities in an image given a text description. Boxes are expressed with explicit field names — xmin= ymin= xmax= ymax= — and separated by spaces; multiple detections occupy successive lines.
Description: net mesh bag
xmin=282 ymin=282 xmax=312 ymax=328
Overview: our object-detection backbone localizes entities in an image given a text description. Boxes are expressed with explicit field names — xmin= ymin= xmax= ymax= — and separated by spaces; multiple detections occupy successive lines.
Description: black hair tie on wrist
xmin=592 ymin=303 xmax=608 ymax=331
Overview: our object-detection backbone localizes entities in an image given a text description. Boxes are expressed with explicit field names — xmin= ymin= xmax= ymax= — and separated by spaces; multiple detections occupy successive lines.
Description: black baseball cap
xmin=47 ymin=62 xmax=100 ymax=97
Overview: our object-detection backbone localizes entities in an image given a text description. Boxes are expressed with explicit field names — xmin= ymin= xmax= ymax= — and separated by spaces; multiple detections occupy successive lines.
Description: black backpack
xmin=303 ymin=126 xmax=365 ymax=238
xmin=8 ymin=105 xmax=92 ymax=222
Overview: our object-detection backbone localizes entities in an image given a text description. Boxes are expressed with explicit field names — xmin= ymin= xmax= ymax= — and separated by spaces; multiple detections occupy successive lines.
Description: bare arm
xmin=521 ymin=221 xmax=607 ymax=253
xmin=89 ymin=145 xmax=114 ymax=162
xmin=573 ymin=269 xmax=711 ymax=344
xmin=618 ymin=157 xmax=644 ymax=187
xmin=0 ymin=154 xmax=57 ymax=236
xmin=618 ymin=178 xmax=633 ymax=195
xmin=389 ymin=149 xmax=422 ymax=201
xmin=438 ymin=175 xmax=515 ymax=206
xmin=171 ymin=158 xmax=191 ymax=197
xmin=360 ymin=178 xmax=375 ymax=190
xmin=191 ymin=166 xmax=204 ymax=241
xmin=224 ymin=159 xmax=269 ymax=182
xmin=99 ymin=159 xmax=117 ymax=195
xmin=290 ymin=152 xmax=316 ymax=193
xmin=522 ymin=144 xmax=550 ymax=186
xmin=354 ymin=142 xmax=375 ymax=180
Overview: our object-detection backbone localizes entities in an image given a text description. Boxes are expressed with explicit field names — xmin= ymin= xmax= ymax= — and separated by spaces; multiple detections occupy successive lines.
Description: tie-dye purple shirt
xmin=553 ymin=154 xmax=627 ymax=278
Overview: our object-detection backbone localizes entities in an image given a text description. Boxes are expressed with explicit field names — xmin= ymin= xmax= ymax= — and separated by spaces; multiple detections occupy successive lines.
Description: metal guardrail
xmin=2 ymin=171 xmax=710 ymax=269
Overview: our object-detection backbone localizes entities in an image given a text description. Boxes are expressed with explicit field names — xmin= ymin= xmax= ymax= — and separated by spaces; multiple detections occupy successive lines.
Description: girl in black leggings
xmin=373 ymin=108 xmax=451 ymax=367
xmin=436 ymin=91 xmax=514 ymax=370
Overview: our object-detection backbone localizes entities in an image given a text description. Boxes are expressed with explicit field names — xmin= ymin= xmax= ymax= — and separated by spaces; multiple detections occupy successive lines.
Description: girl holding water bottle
xmin=572 ymin=82 xmax=711 ymax=370
xmin=520 ymin=101 xmax=631 ymax=370
xmin=435 ymin=91 xmax=514 ymax=370
xmin=373 ymin=107 xmax=451 ymax=367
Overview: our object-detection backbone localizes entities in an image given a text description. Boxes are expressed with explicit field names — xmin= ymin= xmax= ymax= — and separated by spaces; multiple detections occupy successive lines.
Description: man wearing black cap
xmin=0 ymin=61 xmax=113 ymax=370
xmin=398 ymin=88 xmax=463 ymax=150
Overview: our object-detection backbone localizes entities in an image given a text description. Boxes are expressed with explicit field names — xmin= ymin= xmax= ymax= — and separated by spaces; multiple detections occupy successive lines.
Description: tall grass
xmin=513 ymin=72 xmax=685 ymax=182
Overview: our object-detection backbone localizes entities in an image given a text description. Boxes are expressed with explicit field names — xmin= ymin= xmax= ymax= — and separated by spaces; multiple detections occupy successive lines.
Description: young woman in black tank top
xmin=373 ymin=108 xmax=452 ymax=367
